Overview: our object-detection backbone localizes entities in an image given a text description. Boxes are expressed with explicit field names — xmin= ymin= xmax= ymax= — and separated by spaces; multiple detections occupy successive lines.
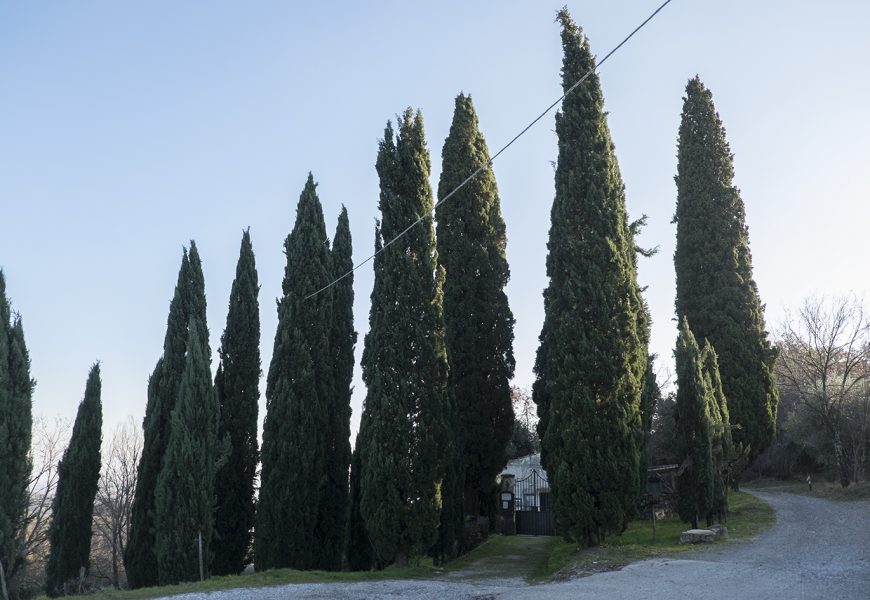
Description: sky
xmin=2 ymin=0 xmax=868 ymax=444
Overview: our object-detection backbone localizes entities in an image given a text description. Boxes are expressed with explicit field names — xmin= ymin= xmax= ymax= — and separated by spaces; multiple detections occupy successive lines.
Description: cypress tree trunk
xmin=0 ymin=272 xmax=34 ymax=592
xmin=356 ymin=111 xmax=450 ymax=567
xmin=533 ymin=10 xmax=648 ymax=545
xmin=46 ymin=364 xmax=103 ymax=596
xmin=256 ymin=174 xmax=336 ymax=571
xmin=126 ymin=243 xmax=209 ymax=588
xmin=674 ymin=318 xmax=715 ymax=529
xmin=436 ymin=93 xmax=515 ymax=551
xmin=673 ymin=76 xmax=778 ymax=464
xmin=212 ymin=230 xmax=260 ymax=576
xmin=154 ymin=321 xmax=224 ymax=585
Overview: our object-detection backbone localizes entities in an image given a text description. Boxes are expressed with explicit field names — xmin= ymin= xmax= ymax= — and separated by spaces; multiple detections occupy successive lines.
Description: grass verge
xmin=745 ymin=478 xmax=870 ymax=501
xmin=39 ymin=492 xmax=775 ymax=599
xmin=533 ymin=490 xmax=775 ymax=581
xmin=35 ymin=561 xmax=437 ymax=600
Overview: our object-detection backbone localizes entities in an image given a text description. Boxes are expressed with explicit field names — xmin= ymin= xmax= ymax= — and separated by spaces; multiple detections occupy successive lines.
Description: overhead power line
xmin=306 ymin=0 xmax=674 ymax=300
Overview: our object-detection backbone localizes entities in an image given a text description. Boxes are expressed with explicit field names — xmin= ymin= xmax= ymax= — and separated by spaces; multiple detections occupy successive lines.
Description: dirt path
xmin=163 ymin=491 xmax=870 ymax=599
xmin=519 ymin=490 xmax=870 ymax=600
xmin=441 ymin=535 xmax=552 ymax=583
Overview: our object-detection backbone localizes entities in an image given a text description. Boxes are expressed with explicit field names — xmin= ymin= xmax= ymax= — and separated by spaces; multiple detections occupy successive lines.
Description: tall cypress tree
xmin=532 ymin=10 xmax=648 ymax=545
xmin=126 ymin=242 xmax=208 ymax=588
xmin=673 ymin=318 xmax=714 ymax=529
xmin=356 ymin=111 xmax=450 ymax=567
xmin=0 ymin=272 xmax=34 ymax=591
xmin=436 ymin=93 xmax=516 ymax=543
xmin=212 ymin=230 xmax=260 ymax=576
xmin=256 ymin=174 xmax=336 ymax=571
xmin=324 ymin=207 xmax=355 ymax=570
xmin=154 ymin=320 xmax=224 ymax=585
xmin=45 ymin=364 xmax=103 ymax=596
xmin=673 ymin=76 xmax=778 ymax=463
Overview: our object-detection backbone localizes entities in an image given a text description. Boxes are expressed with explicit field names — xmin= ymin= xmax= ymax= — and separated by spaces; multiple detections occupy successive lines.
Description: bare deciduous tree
xmin=12 ymin=417 xmax=70 ymax=597
xmin=776 ymin=295 xmax=870 ymax=487
xmin=91 ymin=417 xmax=141 ymax=589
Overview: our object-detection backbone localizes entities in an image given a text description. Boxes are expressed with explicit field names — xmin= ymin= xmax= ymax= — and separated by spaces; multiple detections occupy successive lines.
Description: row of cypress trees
xmin=123 ymin=181 xmax=358 ymax=585
xmin=125 ymin=235 xmax=263 ymax=587
xmin=8 ymin=11 xmax=782 ymax=592
xmin=120 ymin=95 xmax=514 ymax=580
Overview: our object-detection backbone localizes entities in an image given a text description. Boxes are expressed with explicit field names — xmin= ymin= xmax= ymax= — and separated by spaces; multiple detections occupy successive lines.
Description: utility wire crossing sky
xmin=1 ymin=0 xmax=867 ymax=441
xmin=306 ymin=0 xmax=674 ymax=300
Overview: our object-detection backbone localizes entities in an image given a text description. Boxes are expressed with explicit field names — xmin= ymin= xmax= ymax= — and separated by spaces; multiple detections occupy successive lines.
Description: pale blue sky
xmin=2 ymin=1 xmax=868 ymax=441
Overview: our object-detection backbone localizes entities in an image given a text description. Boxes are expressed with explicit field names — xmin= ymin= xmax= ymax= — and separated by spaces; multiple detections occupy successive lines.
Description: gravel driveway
xmin=164 ymin=491 xmax=870 ymax=600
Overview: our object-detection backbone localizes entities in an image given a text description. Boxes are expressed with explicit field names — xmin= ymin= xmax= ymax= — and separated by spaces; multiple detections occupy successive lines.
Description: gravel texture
xmin=161 ymin=491 xmax=870 ymax=600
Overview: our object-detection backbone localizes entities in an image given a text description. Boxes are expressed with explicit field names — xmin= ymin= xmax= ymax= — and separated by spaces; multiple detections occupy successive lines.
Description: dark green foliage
xmin=701 ymin=343 xmax=731 ymax=523
xmin=154 ymin=321 xmax=224 ymax=585
xmin=0 ymin=272 xmax=34 ymax=591
xmin=46 ymin=365 xmax=103 ymax=596
xmin=673 ymin=318 xmax=714 ymax=529
xmin=432 ymin=391 xmax=463 ymax=563
xmin=257 ymin=175 xmax=340 ymax=571
xmin=436 ymin=94 xmax=516 ymax=540
xmin=323 ymin=207 xmax=355 ymax=570
xmin=345 ymin=436 xmax=372 ymax=571
xmin=673 ymin=76 xmax=778 ymax=463
xmin=212 ymin=230 xmax=261 ymax=576
xmin=532 ymin=10 xmax=648 ymax=545
xmin=355 ymin=111 xmax=450 ymax=567
xmin=126 ymin=243 xmax=209 ymax=588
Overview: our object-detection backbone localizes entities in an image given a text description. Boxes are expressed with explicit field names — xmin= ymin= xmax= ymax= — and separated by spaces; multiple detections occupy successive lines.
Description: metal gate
xmin=514 ymin=469 xmax=555 ymax=536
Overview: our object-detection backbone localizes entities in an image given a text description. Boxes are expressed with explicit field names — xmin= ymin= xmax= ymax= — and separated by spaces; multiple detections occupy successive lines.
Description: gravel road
xmin=164 ymin=491 xmax=870 ymax=600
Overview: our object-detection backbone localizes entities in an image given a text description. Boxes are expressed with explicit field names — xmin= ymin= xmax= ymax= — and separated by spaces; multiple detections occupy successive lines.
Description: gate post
xmin=498 ymin=474 xmax=516 ymax=535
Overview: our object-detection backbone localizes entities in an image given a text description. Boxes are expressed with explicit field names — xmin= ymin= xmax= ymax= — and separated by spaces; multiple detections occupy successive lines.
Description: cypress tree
xmin=0 ymin=272 xmax=34 ymax=591
xmin=126 ymin=242 xmax=208 ymax=588
xmin=673 ymin=318 xmax=714 ymax=529
xmin=256 ymin=174 xmax=336 ymax=571
xmin=45 ymin=365 xmax=103 ymax=596
xmin=356 ymin=111 xmax=450 ymax=567
xmin=701 ymin=342 xmax=731 ymax=523
xmin=324 ymin=207 xmax=355 ymax=570
xmin=436 ymin=93 xmax=516 ymax=543
xmin=673 ymin=76 xmax=778 ymax=463
xmin=212 ymin=230 xmax=260 ymax=576
xmin=532 ymin=10 xmax=648 ymax=545
xmin=154 ymin=320 xmax=224 ymax=585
